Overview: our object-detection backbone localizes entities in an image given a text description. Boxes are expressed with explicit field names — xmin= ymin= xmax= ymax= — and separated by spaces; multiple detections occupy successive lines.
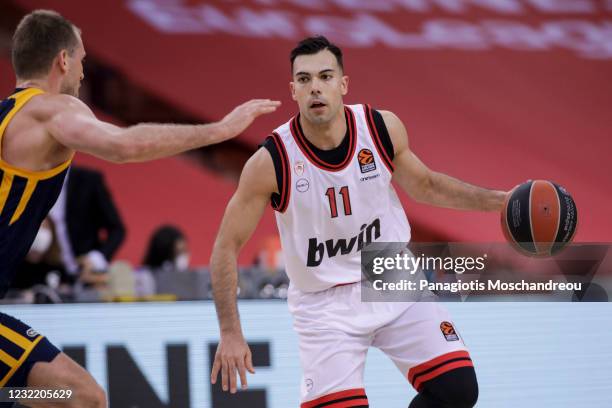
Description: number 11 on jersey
xmin=325 ymin=186 xmax=352 ymax=218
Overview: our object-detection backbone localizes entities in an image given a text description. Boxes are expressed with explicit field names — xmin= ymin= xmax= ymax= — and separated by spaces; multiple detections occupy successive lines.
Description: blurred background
xmin=1 ymin=1 xmax=611 ymax=407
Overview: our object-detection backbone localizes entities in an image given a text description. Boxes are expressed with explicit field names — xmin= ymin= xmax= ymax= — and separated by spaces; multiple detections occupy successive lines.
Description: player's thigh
xmin=0 ymin=312 xmax=60 ymax=389
xmin=25 ymin=352 xmax=106 ymax=408
xmin=373 ymin=301 xmax=474 ymax=392
xmin=296 ymin=325 xmax=370 ymax=405
xmin=0 ymin=313 xmax=104 ymax=407
xmin=290 ymin=283 xmax=375 ymax=406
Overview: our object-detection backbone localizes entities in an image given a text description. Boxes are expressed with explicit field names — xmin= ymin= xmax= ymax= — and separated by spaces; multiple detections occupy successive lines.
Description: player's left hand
xmin=211 ymin=332 xmax=255 ymax=393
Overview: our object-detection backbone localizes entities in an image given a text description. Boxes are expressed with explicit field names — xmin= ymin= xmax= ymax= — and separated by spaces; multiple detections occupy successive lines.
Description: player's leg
xmin=296 ymin=327 xmax=370 ymax=408
xmin=289 ymin=286 xmax=371 ymax=407
xmin=373 ymin=302 xmax=478 ymax=408
xmin=24 ymin=353 xmax=106 ymax=408
xmin=0 ymin=313 xmax=106 ymax=408
xmin=407 ymin=367 xmax=478 ymax=408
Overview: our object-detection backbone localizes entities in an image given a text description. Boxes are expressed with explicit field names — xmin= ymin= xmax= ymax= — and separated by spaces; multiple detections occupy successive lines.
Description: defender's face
xmin=60 ymin=31 xmax=85 ymax=97
xmin=290 ymin=50 xmax=348 ymax=125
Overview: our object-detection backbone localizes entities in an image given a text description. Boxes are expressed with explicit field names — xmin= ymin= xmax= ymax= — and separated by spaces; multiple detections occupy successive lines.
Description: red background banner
xmin=3 ymin=0 xmax=611 ymax=265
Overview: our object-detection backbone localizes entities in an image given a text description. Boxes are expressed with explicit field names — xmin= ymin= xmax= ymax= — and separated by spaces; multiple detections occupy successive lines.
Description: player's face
xmin=60 ymin=31 xmax=85 ymax=97
xmin=290 ymin=50 xmax=348 ymax=125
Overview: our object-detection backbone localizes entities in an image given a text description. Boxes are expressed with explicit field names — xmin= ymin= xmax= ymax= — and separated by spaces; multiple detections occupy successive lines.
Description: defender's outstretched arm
xmin=46 ymin=95 xmax=280 ymax=163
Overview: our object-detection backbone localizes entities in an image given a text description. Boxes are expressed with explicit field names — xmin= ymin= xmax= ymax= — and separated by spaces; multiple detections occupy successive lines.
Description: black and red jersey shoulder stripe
xmin=301 ymin=387 xmax=369 ymax=408
xmin=269 ymin=132 xmax=291 ymax=213
xmin=363 ymin=104 xmax=394 ymax=173
xmin=290 ymin=106 xmax=357 ymax=172
xmin=407 ymin=350 xmax=474 ymax=392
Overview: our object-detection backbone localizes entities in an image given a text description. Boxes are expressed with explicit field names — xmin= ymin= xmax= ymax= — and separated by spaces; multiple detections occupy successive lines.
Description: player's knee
xmin=421 ymin=366 xmax=478 ymax=408
xmin=91 ymin=384 xmax=107 ymax=408
xmin=444 ymin=378 xmax=478 ymax=408
xmin=84 ymin=383 xmax=107 ymax=408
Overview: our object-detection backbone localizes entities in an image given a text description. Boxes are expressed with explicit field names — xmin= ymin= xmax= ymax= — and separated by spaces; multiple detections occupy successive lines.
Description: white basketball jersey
xmin=271 ymin=104 xmax=411 ymax=293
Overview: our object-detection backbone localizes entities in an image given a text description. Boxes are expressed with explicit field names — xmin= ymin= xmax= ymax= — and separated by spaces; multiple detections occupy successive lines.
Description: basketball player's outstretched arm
xmin=46 ymin=95 xmax=280 ymax=162
xmin=209 ymin=148 xmax=278 ymax=393
xmin=381 ymin=110 xmax=506 ymax=211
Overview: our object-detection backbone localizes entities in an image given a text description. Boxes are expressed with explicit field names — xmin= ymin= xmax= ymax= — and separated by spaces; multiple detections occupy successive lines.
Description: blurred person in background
xmin=134 ymin=225 xmax=189 ymax=297
xmin=246 ymin=234 xmax=288 ymax=299
xmin=47 ymin=165 xmax=125 ymax=285
xmin=253 ymin=234 xmax=284 ymax=273
xmin=0 ymin=8 xmax=279 ymax=406
xmin=142 ymin=224 xmax=190 ymax=272
xmin=11 ymin=165 xmax=125 ymax=296
xmin=10 ymin=218 xmax=58 ymax=294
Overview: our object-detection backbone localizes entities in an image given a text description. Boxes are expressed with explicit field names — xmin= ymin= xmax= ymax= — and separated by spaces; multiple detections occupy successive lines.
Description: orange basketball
xmin=501 ymin=180 xmax=577 ymax=256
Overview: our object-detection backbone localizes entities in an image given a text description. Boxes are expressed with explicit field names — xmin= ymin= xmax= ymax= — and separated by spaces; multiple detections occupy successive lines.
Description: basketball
xmin=502 ymin=180 xmax=577 ymax=256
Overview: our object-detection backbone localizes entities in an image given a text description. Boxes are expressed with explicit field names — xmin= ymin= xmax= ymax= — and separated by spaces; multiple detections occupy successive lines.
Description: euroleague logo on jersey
xmin=357 ymin=149 xmax=376 ymax=173
xmin=440 ymin=321 xmax=459 ymax=342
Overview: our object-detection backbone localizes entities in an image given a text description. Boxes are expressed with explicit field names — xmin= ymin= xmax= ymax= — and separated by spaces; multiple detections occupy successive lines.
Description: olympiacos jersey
xmin=269 ymin=104 xmax=411 ymax=292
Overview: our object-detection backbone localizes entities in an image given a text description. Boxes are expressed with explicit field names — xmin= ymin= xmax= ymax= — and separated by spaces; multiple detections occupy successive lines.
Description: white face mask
xmin=174 ymin=253 xmax=190 ymax=271
xmin=30 ymin=227 xmax=53 ymax=254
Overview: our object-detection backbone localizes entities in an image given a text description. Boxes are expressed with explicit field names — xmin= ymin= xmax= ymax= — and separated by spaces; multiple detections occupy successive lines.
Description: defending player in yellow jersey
xmin=0 ymin=9 xmax=279 ymax=407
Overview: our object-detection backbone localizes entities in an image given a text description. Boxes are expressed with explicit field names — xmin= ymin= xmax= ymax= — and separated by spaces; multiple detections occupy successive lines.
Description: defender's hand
xmin=219 ymin=99 xmax=281 ymax=141
xmin=211 ymin=332 xmax=255 ymax=393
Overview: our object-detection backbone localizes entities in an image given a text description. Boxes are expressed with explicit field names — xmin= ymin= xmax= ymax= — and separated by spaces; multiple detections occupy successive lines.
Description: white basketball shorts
xmin=288 ymin=282 xmax=473 ymax=407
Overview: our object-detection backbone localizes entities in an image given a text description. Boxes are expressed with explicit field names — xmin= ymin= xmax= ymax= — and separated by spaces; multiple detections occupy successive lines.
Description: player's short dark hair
xmin=290 ymin=36 xmax=344 ymax=73
xmin=11 ymin=10 xmax=80 ymax=79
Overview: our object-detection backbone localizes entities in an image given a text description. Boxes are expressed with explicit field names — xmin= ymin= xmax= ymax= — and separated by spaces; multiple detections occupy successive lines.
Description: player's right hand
xmin=211 ymin=332 xmax=255 ymax=393
xmin=219 ymin=99 xmax=281 ymax=141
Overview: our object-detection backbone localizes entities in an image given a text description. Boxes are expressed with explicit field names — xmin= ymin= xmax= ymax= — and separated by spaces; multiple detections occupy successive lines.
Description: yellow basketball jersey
xmin=0 ymin=88 xmax=72 ymax=295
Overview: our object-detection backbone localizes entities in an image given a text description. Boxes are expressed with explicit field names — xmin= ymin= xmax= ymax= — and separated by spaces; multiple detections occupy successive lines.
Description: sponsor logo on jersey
xmin=360 ymin=173 xmax=380 ymax=182
xmin=357 ymin=148 xmax=376 ymax=173
xmin=296 ymin=178 xmax=310 ymax=192
xmin=307 ymin=218 xmax=381 ymax=267
xmin=294 ymin=161 xmax=305 ymax=176
xmin=440 ymin=321 xmax=459 ymax=341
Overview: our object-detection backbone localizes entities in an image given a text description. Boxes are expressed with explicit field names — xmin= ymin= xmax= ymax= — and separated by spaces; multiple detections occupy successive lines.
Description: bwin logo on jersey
xmin=307 ymin=218 xmax=381 ymax=267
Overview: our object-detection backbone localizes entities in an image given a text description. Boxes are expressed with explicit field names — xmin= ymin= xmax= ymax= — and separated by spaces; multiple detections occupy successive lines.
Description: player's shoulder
xmin=353 ymin=104 xmax=403 ymax=131
xmin=239 ymin=143 xmax=278 ymax=194
xmin=44 ymin=93 xmax=90 ymax=113
xmin=25 ymin=93 xmax=90 ymax=121
xmin=375 ymin=109 xmax=403 ymax=129
xmin=374 ymin=109 xmax=406 ymax=139
xmin=249 ymin=144 xmax=276 ymax=170
xmin=365 ymin=108 xmax=408 ymax=154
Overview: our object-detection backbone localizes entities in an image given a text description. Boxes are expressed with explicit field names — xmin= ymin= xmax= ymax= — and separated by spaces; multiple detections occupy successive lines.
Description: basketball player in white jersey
xmin=210 ymin=36 xmax=507 ymax=407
